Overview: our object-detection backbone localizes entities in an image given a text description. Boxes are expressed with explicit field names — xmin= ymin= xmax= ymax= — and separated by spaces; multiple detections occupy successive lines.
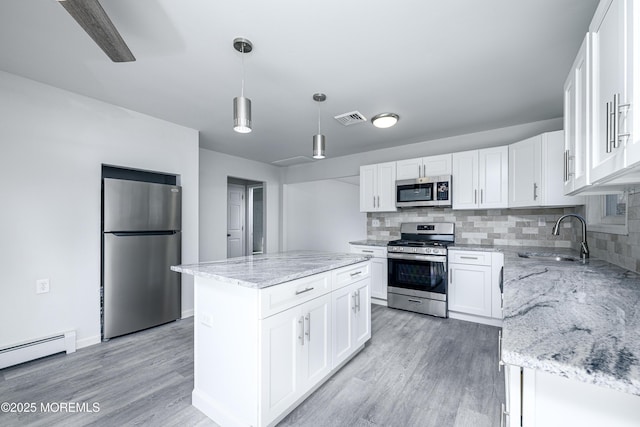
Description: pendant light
xmin=312 ymin=93 xmax=326 ymax=159
xmin=233 ymin=38 xmax=253 ymax=133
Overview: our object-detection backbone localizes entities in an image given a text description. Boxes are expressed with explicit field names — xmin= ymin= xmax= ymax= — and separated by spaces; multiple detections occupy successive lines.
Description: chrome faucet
xmin=552 ymin=214 xmax=589 ymax=260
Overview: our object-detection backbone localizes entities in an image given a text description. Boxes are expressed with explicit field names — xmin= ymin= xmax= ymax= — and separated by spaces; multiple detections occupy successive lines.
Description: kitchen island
xmin=172 ymin=251 xmax=372 ymax=427
xmin=498 ymin=247 xmax=640 ymax=426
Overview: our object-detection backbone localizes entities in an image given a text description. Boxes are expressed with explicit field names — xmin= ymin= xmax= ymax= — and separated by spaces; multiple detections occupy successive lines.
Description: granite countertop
xmin=171 ymin=251 xmax=370 ymax=289
xmin=349 ymin=240 xmax=391 ymax=247
xmin=499 ymin=246 xmax=640 ymax=396
xmin=448 ymin=244 xmax=502 ymax=252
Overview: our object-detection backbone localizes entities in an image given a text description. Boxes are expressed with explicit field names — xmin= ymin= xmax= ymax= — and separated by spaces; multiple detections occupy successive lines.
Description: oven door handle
xmin=387 ymin=252 xmax=447 ymax=263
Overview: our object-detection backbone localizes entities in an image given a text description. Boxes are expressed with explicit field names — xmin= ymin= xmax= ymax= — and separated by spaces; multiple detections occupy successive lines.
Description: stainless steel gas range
xmin=387 ymin=222 xmax=454 ymax=318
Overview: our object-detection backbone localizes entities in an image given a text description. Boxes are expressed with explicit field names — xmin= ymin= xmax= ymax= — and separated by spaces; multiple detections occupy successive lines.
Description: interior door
xmin=227 ymin=184 xmax=245 ymax=258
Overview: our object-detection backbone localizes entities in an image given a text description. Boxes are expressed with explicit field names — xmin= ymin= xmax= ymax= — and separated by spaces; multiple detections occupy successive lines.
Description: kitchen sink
xmin=517 ymin=252 xmax=585 ymax=263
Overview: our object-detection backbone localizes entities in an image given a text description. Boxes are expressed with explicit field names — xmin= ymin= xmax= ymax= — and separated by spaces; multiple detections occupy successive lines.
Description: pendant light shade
xmin=312 ymin=134 xmax=326 ymax=159
xmin=233 ymin=96 xmax=252 ymax=133
xmin=233 ymin=38 xmax=253 ymax=134
xmin=312 ymin=93 xmax=327 ymax=159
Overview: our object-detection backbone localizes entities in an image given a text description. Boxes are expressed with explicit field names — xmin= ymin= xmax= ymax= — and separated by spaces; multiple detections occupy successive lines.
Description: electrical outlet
xmin=372 ymin=219 xmax=380 ymax=227
xmin=200 ymin=313 xmax=213 ymax=327
xmin=36 ymin=278 xmax=50 ymax=294
xmin=538 ymin=217 xmax=546 ymax=227
xmin=385 ymin=218 xmax=392 ymax=227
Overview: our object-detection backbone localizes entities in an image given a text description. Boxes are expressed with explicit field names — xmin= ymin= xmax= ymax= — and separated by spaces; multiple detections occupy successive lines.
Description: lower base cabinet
xmin=260 ymin=293 xmax=331 ymax=424
xmin=191 ymin=261 xmax=371 ymax=427
xmin=349 ymin=244 xmax=388 ymax=304
xmin=503 ymin=364 xmax=640 ymax=427
xmin=448 ymin=250 xmax=504 ymax=326
xmin=332 ymin=278 xmax=371 ymax=368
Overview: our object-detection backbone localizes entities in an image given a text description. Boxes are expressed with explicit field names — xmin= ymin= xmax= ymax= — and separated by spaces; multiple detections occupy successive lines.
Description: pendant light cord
xmin=240 ymin=44 xmax=245 ymax=97
xmin=317 ymin=101 xmax=321 ymax=134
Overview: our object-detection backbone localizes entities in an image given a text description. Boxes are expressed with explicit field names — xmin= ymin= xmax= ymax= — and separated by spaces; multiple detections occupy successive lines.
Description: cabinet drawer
xmin=349 ymin=245 xmax=387 ymax=258
xmin=448 ymin=250 xmax=492 ymax=266
xmin=259 ymin=273 xmax=331 ymax=319
xmin=332 ymin=261 xmax=371 ymax=290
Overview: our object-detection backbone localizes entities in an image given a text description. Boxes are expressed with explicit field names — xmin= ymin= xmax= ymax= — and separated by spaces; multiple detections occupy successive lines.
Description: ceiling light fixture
xmin=371 ymin=112 xmax=399 ymax=129
xmin=233 ymin=37 xmax=253 ymax=133
xmin=312 ymin=93 xmax=327 ymax=159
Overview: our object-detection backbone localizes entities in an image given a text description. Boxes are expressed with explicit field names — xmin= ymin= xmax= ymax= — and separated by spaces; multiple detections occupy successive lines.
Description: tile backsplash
xmin=587 ymin=191 xmax=640 ymax=273
xmin=367 ymin=207 xmax=582 ymax=248
xmin=369 ymin=195 xmax=640 ymax=273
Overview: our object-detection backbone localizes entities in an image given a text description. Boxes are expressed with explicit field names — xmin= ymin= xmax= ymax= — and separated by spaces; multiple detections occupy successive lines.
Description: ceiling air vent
xmin=334 ymin=111 xmax=367 ymax=126
xmin=271 ymin=156 xmax=314 ymax=167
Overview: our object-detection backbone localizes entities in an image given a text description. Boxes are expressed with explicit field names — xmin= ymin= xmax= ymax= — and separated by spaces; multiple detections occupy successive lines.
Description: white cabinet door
xmin=509 ymin=132 xmax=583 ymax=208
xmin=260 ymin=293 xmax=332 ymax=425
xmin=491 ymin=252 xmax=504 ymax=320
xmin=590 ymin=0 xmax=630 ymax=183
xmin=360 ymin=164 xmax=377 ymax=212
xmin=507 ymin=365 xmax=640 ymax=427
xmin=331 ymin=283 xmax=355 ymax=368
xmin=452 ymin=150 xmax=479 ymax=209
xmin=396 ymin=154 xmax=452 ymax=180
xmin=424 ymin=153 xmax=452 ymax=175
xmin=448 ymin=263 xmax=492 ymax=317
xmin=260 ymin=306 xmax=301 ymax=424
xmin=396 ymin=158 xmax=423 ymax=180
xmin=370 ymin=257 xmax=388 ymax=300
xmin=331 ymin=279 xmax=371 ymax=368
xmin=564 ymin=33 xmax=592 ymax=194
xmin=299 ymin=294 xmax=332 ymax=394
xmin=377 ymin=162 xmax=397 ymax=211
xmin=454 ymin=148 xmax=507 ymax=209
xmin=479 ymin=146 xmax=508 ymax=208
xmin=542 ymin=131 xmax=584 ymax=206
xmin=509 ymin=135 xmax=541 ymax=208
xmin=360 ymin=162 xmax=397 ymax=212
xmin=353 ymin=279 xmax=371 ymax=348
xmin=504 ymin=364 xmax=522 ymax=427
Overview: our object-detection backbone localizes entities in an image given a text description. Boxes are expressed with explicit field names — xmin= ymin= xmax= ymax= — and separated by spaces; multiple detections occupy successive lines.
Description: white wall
xmin=283 ymin=118 xmax=563 ymax=184
xmin=283 ymin=180 xmax=366 ymax=252
xmin=0 ymin=71 xmax=199 ymax=349
xmin=199 ymin=148 xmax=282 ymax=262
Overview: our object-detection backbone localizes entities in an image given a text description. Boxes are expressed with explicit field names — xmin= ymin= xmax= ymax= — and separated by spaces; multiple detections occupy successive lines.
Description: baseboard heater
xmin=0 ymin=331 xmax=76 ymax=370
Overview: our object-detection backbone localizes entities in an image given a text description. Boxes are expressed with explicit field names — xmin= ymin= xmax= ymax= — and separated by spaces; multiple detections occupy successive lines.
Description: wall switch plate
xmin=372 ymin=219 xmax=380 ymax=227
xmin=538 ymin=217 xmax=546 ymax=226
xmin=36 ymin=278 xmax=50 ymax=294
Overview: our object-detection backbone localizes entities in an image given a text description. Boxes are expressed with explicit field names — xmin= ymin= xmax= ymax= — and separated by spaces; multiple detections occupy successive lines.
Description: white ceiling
xmin=0 ymin=0 xmax=599 ymax=165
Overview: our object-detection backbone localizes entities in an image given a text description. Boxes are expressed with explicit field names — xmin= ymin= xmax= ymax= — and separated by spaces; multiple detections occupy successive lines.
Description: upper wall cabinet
xmin=509 ymin=131 xmax=584 ymax=208
xmin=452 ymin=147 xmax=508 ymax=210
xmin=360 ymin=162 xmax=397 ymax=212
xmin=565 ymin=0 xmax=640 ymax=192
xmin=589 ymin=0 xmax=639 ymax=184
xmin=396 ymin=154 xmax=452 ymax=180
xmin=564 ymin=34 xmax=592 ymax=195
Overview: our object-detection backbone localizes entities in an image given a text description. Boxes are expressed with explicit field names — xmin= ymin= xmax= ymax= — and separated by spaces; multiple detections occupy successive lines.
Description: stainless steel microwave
xmin=395 ymin=175 xmax=452 ymax=208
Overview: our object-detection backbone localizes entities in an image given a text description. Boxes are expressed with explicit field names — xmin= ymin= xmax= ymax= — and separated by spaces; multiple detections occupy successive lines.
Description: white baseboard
xmin=181 ymin=308 xmax=194 ymax=319
xmin=371 ymin=297 xmax=388 ymax=307
xmin=449 ymin=311 xmax=503 ymax=327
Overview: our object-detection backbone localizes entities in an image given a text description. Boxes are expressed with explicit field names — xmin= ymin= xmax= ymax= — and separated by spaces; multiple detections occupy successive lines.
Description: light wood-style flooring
xmin=0 ymin=305 xmax=504 ymax=427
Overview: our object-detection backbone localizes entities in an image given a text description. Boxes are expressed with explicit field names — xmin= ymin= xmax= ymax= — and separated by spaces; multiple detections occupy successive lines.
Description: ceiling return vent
xmin=334 ymin=111 xmax=367 ymax=126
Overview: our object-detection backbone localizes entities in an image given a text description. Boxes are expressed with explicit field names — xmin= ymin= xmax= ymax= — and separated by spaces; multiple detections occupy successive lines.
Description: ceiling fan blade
xmin=57 ymin=0 xmax=135 ymax=62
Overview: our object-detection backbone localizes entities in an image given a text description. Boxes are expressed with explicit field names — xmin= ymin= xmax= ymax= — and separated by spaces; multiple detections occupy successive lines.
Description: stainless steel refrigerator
xmin=102 ymin=178 xmax=182 ymax=340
